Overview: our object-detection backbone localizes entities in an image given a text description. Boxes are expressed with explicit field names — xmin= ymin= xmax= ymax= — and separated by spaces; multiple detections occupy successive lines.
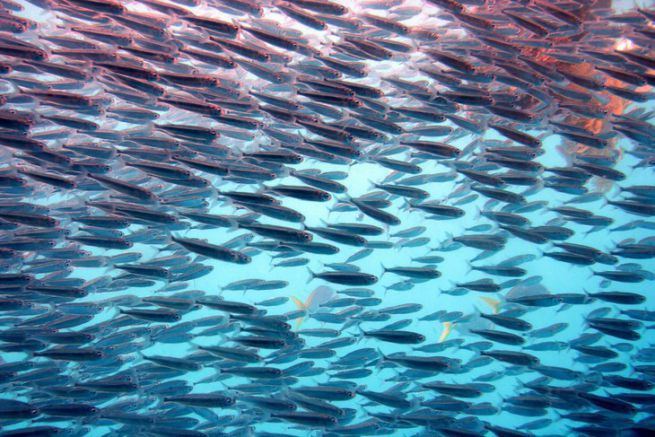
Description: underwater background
xmin=1 ymin=0 xmax=655 ymax=436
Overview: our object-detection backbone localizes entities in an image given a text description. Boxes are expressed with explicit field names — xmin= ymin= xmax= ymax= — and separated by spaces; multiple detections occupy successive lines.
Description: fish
xmin=170 ymin=236 xmax=251 ymax=264
xmin=0 ymin=0 xmax=651 ymax=435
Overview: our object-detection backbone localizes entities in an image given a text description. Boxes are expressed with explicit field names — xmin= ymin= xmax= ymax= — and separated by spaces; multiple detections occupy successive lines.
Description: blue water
xmin=1 ymin=0 xmax=655 ymax=436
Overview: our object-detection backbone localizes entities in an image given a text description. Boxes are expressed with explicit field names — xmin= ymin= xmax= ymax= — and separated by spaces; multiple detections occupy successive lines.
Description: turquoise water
xmin=0 ymin=0 xmax=654 ymax=436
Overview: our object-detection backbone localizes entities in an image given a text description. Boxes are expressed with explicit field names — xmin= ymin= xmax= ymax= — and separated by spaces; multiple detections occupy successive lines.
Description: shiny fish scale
xmin=0 ymin=0 xmax=653 ymax=436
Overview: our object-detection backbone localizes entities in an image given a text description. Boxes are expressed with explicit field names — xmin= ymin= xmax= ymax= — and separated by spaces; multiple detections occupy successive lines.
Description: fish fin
xmin=304 ymin=293 xmax=317 ymax=313
xmin=479 ymin=296 xmax=501 ymax=314
xmin=290 ymin=296 xmax=306 ymax=311
xmin=289 ymin=295 xmax=307 ymax=331
xmin=306 ymin=267 xmax=316 ymax=284
xmin=375 ymin=348 xmax=387 ymax=363
xmin=438 ymin=322 xmax=452 ymax=343
xmin=355 ymin=323 xmax=366 ymax=344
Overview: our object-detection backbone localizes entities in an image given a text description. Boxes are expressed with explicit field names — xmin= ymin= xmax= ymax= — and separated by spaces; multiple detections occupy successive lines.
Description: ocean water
xmin=1 ymin=0 xmax=655 ymax=436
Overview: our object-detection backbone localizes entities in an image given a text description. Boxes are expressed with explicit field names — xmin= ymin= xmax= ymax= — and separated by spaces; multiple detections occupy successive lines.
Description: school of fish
xmin=0 ymin=0 xmax=655 ymax=435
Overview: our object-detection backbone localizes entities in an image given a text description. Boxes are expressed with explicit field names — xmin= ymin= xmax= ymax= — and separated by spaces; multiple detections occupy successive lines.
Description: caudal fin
xmin=306 ymin=267 xmax=316 ymax=284
xmin=291 ymin=295 xmax=307 ymax=331
xmin=479 ymin=296 xmax=501 ymax=314
xmin=438 ymin=322 xmax=453 ymax=343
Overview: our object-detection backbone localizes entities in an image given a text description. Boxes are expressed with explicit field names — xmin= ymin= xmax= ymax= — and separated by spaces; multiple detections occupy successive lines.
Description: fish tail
xmin=290 ymin=295 xmax=307 ymax=331
xmin=228 ymin=220 xmax=240 ymax=232
xmin=290 ymin=296 xmax=306 ymax=311
xmin=355 ymin=323 xmax=366 ymax=344
xmin=479 ymin=296 xmax=501 ymax=314
xmin=306 ymin=267 xmax=316 ymax=284
xmin=169 ymin=234 xmax=181 ymax=246
xmin=438 ymin=322 xmax=452 ymax=343
xmin=304 ymin=291 xmax=317 ymax=311
xmin=374 ymin=348 xmax=387 ymax=370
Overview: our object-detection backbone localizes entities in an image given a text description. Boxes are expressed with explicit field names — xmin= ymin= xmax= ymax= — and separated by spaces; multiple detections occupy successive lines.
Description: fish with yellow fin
xmin=479 ymin=296 xmax=501 ymax=314
xmin=438 ymin=321 xmax=454 ymax=343
xmin=291 ymin=285 xmax=335 ymax=330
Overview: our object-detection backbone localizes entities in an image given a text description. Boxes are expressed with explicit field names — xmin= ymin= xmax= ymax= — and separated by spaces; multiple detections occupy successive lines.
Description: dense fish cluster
xmin=0 ymin=0 xmax=655 ymax=435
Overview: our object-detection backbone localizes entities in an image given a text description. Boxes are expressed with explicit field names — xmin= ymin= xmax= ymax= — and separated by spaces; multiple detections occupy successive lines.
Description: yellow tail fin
xmin=291 ymin=296 xmax=306 ymax=310
xmin=479 ymin=297 xmax=501 ymax=314
xmin=438 ymin=322 xmax=454 ymax=343
xmin=291 ymin=295 xmax=308 ymax=330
